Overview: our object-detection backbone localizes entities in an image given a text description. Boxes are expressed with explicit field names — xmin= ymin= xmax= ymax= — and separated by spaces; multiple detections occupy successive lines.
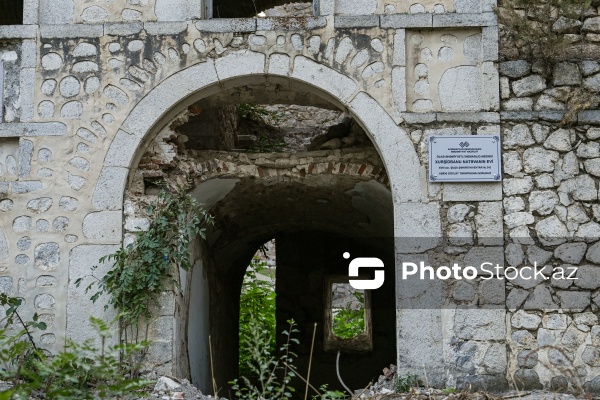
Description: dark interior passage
xmin=0 ymin=0 xmax=23 ymax=24
xmin=187 ymin=175 xmax=396 ymax=396
xmin=275 ymin=233 xmax=396 ymax=394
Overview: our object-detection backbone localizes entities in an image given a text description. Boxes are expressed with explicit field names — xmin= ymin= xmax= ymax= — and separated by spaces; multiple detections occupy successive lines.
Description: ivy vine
xmin=78 ymin=185 xmax=213 ymax=341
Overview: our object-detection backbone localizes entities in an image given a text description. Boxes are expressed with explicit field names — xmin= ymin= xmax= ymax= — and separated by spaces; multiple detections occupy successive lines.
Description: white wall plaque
xmin=429 ymin=135 xmax=502 ymax=182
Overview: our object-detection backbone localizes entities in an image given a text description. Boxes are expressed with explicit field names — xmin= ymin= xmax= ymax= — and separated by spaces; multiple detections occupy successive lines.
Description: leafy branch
xmin=77 ymin=185 xmax=213 ymax=342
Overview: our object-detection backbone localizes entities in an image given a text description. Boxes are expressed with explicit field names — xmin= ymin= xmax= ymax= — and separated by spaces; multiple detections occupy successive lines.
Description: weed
xmin=394 ymin=373 xmax=422 ymax=393
xmin=239 ymin=257 xmax=277 ymax=376
xmin=497 ymin=0 xmax=591 ymax=68
xmin=331 ymin=291 xmax=365 ymax=340
xmin=77 ymin=185 xmax=212 ymax=344
xmin=231 ymin=318 xmax=298 ymax=400
xmin=0 ymin=294 xmax=151 ymax=399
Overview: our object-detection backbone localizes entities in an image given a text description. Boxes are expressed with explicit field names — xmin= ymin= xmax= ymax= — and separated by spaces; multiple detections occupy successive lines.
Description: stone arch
xmin=86 ymin=51 xmax=432 ymax=391
xmin=90 ymin=51 xmax=421 ymax=213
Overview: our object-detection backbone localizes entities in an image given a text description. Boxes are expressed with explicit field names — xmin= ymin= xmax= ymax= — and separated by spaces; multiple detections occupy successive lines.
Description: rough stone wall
xmin=495 ymin=3 xmax=600 ymax=393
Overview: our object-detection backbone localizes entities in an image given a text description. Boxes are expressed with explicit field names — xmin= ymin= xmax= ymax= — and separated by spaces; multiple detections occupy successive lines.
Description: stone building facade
xmin=1 ymin=0 xmax=600 ymax=395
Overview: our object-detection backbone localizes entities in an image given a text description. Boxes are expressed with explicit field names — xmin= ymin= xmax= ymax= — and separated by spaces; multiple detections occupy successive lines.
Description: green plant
xmin=249 ymin=135 xmax=287 ymax=153
xmin=442 ymin=387 xmax=456 ymax=394
xmin=313 ymin=384 xmax=348 ymax=400
xmin=231 ymin=318 xmax=298 ymax=400
xmin=239 ymin=256 xmax=277 ymax=376
xmin=78 ymin=185 xmax=213 ymax=343
xmin=0 ymin=294 xmax=47 ymax=390
xmin=237 ymin=103 xmax=272 ymax=123
xmin=393 ymin=373 xmax=421 ymax=393
xmin=331 ymin=291 xmax=365 ymax=339
xmin=0 ymin=293 xmax=151 ymax=399
xmin=497 ymin=0 xmax=591 ymax=68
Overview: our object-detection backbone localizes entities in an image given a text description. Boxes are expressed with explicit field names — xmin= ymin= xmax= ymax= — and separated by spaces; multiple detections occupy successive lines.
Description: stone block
xmin=394 ymin=203 xmax=440 ymax=253
xmin=392 ymin=66 xmax=406 ymax=112
xmin=19 ymin=68 xmax=35 ymax=122
xmin=499 ymin=60 xmax=530 ymax=78
xmin=380 ymin=14 xmax=432 ymax=28
xmin=436 ymin=113 xmax=500 ymax=123
xmin=21 ymin=40 xmax=37 ymax=68
xmin=393 ymin=29 xmax=405 ymax=66
xmin=267 ymin=53 xmax=290 ymax=76
xmin=573 ymin=266 xmax=600 ymax=290
xmin=92 ymin=167 xmax=129 ymax=211
xmin=143 ymin=22 xmax=188 ymax=35
xmin=476 ymin=202 xmax=503 ymax=245
xmin=12 ymin=181 xmax=42 ymax=193
xmin=455 ymin=0 xmax=482 ymax=13
xmin=396 ymin=308 xmax=445 ymax=387
xmin=443 ymin=183 xmax=502 ymax=201
xmin=40 ymin=24 xmax=103 ymax=38
xmin=482 ymin=26 xmax=499 ymax=61
xmin=401 ymin=112 xmax=436 ymax=124
xmin=349 ymin=93 xmax=421 ymax=203
xmin=535 ymin=216 xmax=568 ymax=246
xmin=82 ymin=211 xmax=123 ymax=242
xmin=579 ymin=110 xmax=600 ymax=125
xmin=104 ymin=130 xmax=140 ymax=168
xmin=335 ymin=0 xmax=377 ymax=15
xmin=68 ymin=245 xmax=119 ymax=346
xmin=512 ymin=75 xmax=546 ymax=97
xmin=122 ymin=60 xmax=219 ymax=137
xmin=553 ymin=62 xmax=581 ymax=86
xmin=500 ymin=111 xmax=539 ymax=121
xmin=293 ymin=56 xmax=357 ymax=102
xmin=155 ymin=0 xmax=201 ymax=21
xmin=433 ymin=13 xmax=497 ymax=28
xmin=195 ymin=18 xmax=256 ymax=33
xmin=557 ymin=291 xmax=591 ymax=311
xmin=314 ymin=0 xmax=334 ymax=15
xmin=0 ymin=26 xmax=37 ymax=39
xmin=513 ymin=369 xmax=543 ymax=390
xmin=483 ymin=62 xmax=500 ymax=111
xmin=105 ymin=22 xmax=143 ymax=36
xmin=504 ymin=212 xmax=534 ymax=229
xmin=216 ymin=50 xmax=265 ymax=81
xmin=17 ymin=138 xmax=33 ymax=177
xmin=257 ymin=17 xmax=326 ymax=31
xmin=23 ymin=0 xmax=39 ymax=24
xmin=439 ymin=66 xmax=483 ymax=111
xmin=523 ymin=285 xmax=557 ymax=310
xmin=455 ymin=309 xmax=505 ymax=340
xmin=334 ymin=15 xmax=379 ymax=28
xmin=40 ymin=0 xmax=74 ymax=24
xmin=539 ymin=111 xmax=565 ymax=122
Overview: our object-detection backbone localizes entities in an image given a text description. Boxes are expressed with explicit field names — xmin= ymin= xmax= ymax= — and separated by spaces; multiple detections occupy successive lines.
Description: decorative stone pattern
xmin=405 ymin=29 xmax=497 ymax=112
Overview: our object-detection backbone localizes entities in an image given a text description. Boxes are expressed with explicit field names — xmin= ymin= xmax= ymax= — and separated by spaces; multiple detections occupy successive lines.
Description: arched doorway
xmin=91 ymin=55 xmax=425 ymax=395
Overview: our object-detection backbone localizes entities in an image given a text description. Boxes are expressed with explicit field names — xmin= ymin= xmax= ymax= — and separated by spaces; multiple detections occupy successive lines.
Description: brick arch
xmin=90 ymin=52 xmax=421 ymax=215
